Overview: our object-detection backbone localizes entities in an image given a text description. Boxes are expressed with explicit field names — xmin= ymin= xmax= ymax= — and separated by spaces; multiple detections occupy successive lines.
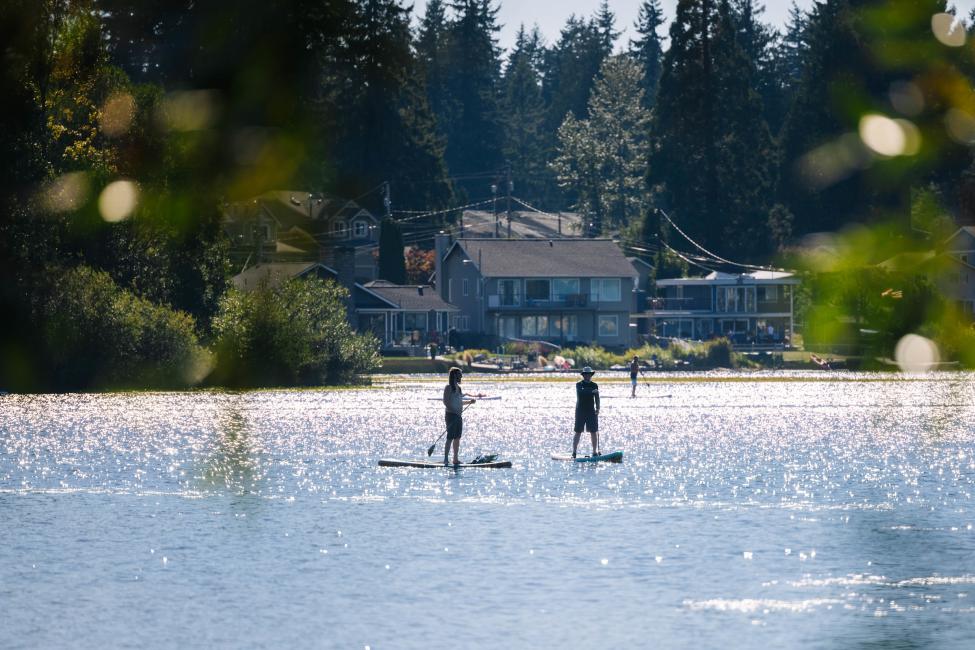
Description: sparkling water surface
xmin=2 ymin=372 xmax=975 ymax=649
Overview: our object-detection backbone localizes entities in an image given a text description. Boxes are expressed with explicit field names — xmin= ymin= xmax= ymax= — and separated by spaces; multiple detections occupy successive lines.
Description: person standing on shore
xmin=630 ymin=356 xmax=640 ymax=397
xmin=573 ymin=366 xmax=600 ymax=458
xmin=442 ymin=367 xmax=475 ymax=465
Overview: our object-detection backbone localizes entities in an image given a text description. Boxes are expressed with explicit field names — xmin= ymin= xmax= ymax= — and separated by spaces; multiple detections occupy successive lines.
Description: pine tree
xmin=416 ymin=0 xmax=452 ymax=138
xmin=378 ymin=217 xmax=406 ymax=283
xmin=651 ymin=0 xmax=775 ymax=259
xmin=629 ymin=0 xmax=666 ymax=108
xmin=442 ymin=0 xmax=504 ymax=181
xmin=324 ymin=0 xmax=452 ymax=211
xmin=502 ymin=25 xmax=548 ymax=203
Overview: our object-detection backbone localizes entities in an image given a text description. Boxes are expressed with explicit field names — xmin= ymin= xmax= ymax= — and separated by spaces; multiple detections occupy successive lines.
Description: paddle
xmin=426 ymin=401 xmax=474 ymax=457
xmin=425 ymin=395 xmax=500 ymax=401
xmin=639 ymin=369 xmax=671 ymax=399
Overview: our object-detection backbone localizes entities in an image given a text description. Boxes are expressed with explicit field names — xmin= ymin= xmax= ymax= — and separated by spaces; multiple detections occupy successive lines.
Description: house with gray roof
xmin=435 ymin=236 xmax=640 ymax=348
xmin=356 ymin=281 xmax=460 ymax=351
xmin=638 ymin=269 xmax=801 ymax=345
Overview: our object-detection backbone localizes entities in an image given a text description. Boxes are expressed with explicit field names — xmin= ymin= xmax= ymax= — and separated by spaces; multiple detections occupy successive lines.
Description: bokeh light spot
xmin=40 ymin=172 xmax=89 ymax=213
xmin=894 ymin=334 xmax=940 ymax=374
xmin=932 ymin=13 xmax=966 ymax=47
xmin=889 ymin=81 xmax=924 ymax=117
xmin=859 ymin=114 xmax=912 ymax=157
xmin=945 ymin=108 xmax=975 ymax=144
xmin=99 ymin=91 xmax=136 ymax=137
xmin=98 ymin=180 xmax=139 ymax=222
xmin=157 ymin=90 xmax=217 ymax=132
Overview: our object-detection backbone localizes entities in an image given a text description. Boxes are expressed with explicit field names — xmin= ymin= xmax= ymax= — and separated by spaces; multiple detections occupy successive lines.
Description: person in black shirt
xmin=573 ymin=366 xmax=601 ymax=458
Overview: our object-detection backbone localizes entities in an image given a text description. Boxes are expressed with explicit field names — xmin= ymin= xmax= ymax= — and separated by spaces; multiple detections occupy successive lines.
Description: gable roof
xmin=945 ymin=226 xmax=975 ymax=249
xmin=363 ymin=281 xmax=459 ymax=311
xmin=447 ymin=238 xmax=637 ymax=278
xmin=232 ymin=261 xmax=337 ymax=291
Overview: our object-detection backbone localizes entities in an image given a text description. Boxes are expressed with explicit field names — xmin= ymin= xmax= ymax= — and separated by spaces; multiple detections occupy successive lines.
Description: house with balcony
xmin=637 ymin=270 xmax=800 ymax=346
xmin=435 ymin=236 xmax=640 ymax=348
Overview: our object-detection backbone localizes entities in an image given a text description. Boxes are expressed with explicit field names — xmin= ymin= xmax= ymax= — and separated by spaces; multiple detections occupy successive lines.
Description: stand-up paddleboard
xmin=551 ymin=451 xmax=623 ymax=463
xmin=378 ymin=458 xmax=512 ymax=468
xmin=424 ymin=396 xmax=502 ymax=401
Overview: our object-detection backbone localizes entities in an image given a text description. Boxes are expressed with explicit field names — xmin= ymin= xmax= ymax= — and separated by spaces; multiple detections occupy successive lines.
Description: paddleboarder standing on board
xmin=573 ymin=366 xmax=600 ymax=458
xmin=630 ymin=356 xmax=640 ymax=397
xmin=443 ymin=367 xmax=476 ymax=465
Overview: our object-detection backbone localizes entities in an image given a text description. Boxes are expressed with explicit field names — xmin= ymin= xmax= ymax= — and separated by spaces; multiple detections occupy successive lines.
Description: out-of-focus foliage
xmin=405 ymin=247 xmax=436 ymax=285
xmin=211 ymin=278 xmax=380 ymax=387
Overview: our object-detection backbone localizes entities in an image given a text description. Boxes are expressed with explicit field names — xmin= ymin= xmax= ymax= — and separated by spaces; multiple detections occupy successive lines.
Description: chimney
xmin=434 ymin=231 xmax=450 ymax=300
xmin=417 ymin=286 xmax=424 ymax=296
xmin=335 ymin=245 xmax=356 ymax=323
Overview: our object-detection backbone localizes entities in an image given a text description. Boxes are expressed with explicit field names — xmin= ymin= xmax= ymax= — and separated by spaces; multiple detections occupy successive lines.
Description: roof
xmin=657 ymin=269 xmax=799 ymax=286
xmin=945 ymin=226 xmax=975 ymax=248
xmin=447 ymin=238 xmax=637 ymax=278
xmin=460 ymin=210 xmax=584 ymax=239
xmin=362 ymin=281 xmax=460 ymax=311
xmin=232 ymin=261 xmax=337 ymax=291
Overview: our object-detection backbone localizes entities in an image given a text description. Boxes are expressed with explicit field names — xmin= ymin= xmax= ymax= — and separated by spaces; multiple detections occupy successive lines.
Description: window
xmin=404 ymin=312 xmax=427 ymax=331
xmin=499 ymin=279 xmax=521 ymax=306
xmin=590 ymin=278 xmax=621 ymax=302
xmin=553 ymin=278 xmax=580 ymax=300
xmin=454 ymin=315 xmax=470 ymax=331
xmin=448 ymin=279 xmax=453 ymax=302
xmin=333 ymin=220 xmax=347 ymax=237
xmin=759 ymin=285 xmax=777 ymax=301
xmin=553 ymin=315 xmax=578 ymax=338
xmin=499 ymin=316 xmax=518 ymax=339
xmin=525 ymin=279 xmax=551 ymax=301
xmin=521 ymin=315 xmax=550 ymax=337
xmin=463 ymin=279 xmax=469 ymax=297
xmin=353 ymin=221 xmax=368 ymax=238
xmin=598 ymin=315 xmax=619 ymax=337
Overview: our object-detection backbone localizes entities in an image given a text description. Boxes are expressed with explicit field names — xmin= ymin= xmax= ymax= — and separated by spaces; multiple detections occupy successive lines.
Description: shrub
xmin=42 ymin=265 xmax=208 ymax=389
xmin=211 ymin=277 xmax=379 ymax=386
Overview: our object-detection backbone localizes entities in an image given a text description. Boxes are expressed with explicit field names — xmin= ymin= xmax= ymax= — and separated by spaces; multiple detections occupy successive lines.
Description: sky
xmin=412 ymin=0 xmax=975 ymax=54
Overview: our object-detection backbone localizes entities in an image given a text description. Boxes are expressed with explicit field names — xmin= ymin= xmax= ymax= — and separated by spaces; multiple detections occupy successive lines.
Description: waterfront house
xmin=940 ymin=226 xmax=975 ymax=317
xmin=435 ymin=236 xmax=640 ymax=348
xmin=638 ymin=270 xmax=801 ymax=346
xmin=355 ymin=281 xmax=460 ymax=352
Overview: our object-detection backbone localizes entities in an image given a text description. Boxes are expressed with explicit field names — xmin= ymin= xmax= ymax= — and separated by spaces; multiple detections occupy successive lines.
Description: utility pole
xmin=492 ymin=181 xmax=499 ymax=238
xmin=383 ymin=181 xmax=391 ymax=220
xmin=505 ymin=161 xmax=512 ymax=239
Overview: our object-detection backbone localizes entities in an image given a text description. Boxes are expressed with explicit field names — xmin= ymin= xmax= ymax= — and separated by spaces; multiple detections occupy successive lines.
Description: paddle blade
xmin=427 ymin=444 xmax=436 ymax=456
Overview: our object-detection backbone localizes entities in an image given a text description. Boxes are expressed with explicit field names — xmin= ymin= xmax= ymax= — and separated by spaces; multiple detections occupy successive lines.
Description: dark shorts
xmin=574 ymin=410 xmax=598 ymax=434
xmin=445 ymin=411 xmax=463 ymax=440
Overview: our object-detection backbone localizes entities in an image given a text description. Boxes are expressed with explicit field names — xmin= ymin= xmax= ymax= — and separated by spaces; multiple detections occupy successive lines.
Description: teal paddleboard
xmin=552 ymin=451 xmax=623 ymax=463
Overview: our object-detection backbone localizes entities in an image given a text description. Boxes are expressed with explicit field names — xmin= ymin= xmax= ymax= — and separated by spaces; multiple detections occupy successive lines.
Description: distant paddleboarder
xmin=442 ymin=367 xmax=476 ymax=465
xmin=630 ymin=356 xmax=640 ymax=397
xmin=573 ymin=366 xmax=600 ymax=458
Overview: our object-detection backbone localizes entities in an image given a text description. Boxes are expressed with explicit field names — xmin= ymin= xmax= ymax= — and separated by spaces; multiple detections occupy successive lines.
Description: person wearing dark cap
xmin=573 ymin=366 xmax=600 ymax=458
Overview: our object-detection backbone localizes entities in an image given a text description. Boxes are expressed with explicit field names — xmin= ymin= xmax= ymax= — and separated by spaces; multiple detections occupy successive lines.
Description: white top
xmin=443 ymin=385 xmax=464 ymax=415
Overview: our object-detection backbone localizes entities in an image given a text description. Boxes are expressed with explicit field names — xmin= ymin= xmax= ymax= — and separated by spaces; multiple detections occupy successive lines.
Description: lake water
xmin=2 ymin=372 xmax=975 ymax=649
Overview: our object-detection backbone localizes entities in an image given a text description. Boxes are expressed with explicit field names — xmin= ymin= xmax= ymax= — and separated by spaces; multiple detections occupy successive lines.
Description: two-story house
xmin=640 ymin=270 xmax=800 ymax=345
xmin=222 ymin=190 xmax=380 ymax=282
xmin=435 ymin=236 xmax=640 ymax=348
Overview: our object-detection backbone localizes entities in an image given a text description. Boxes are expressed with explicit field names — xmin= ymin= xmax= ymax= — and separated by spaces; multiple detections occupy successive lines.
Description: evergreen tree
xmin=378 ymin=217 xmax=406 ymax=283
xmin=552 ymin=55 xmax=651 ymax=235
xmin=651 ymin=0 xmax=775 ymax=259
xmin=729 ymin=0 xmax=786 ymax=134
xmin=441 ymin=0 xmax=504 ymax=182
xmin=324 ymin=0 xmax=452 ymax=211
xmin=416 ymin=0 xmax=452 ymax=138
xmin=502 ymin=25 xmax=549 ymax=203
xmin=629 ymin=0 xmax=666 ymax=108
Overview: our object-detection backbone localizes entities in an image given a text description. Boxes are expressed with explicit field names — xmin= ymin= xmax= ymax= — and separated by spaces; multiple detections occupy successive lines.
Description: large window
xmin=499 ymin=279 xmax=521 ymax=306
xmin=590 ymin=278 xmax=621 ymax=302
xmin=353 ymin=221 xmax=368 ymax=238
xmin=404 ymin=312 xmax=427 ymax=331
xmin=598 ymin=315 xmax=619 ymax=337
xmin=758 ymin=285 xmax=777 ymax=301
xmin=521 ymin=315 xmax=550 ymax=337
xmin=499 ymin=316 xmax=518 ymax=338
xmin=552 ymin=315 xmax=578 ymax=338
xmin=553 ymin=278 xmax=580 ymax=300
xmin=333 ymin=220 xmax=347 ymax=237
xmin=463 ymin=279 xmax=469 ymax=297
xmin=717 ymin=287 xmax=755 ymax=313
xmin=525 ymin=279 xmax=551 ymax=301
